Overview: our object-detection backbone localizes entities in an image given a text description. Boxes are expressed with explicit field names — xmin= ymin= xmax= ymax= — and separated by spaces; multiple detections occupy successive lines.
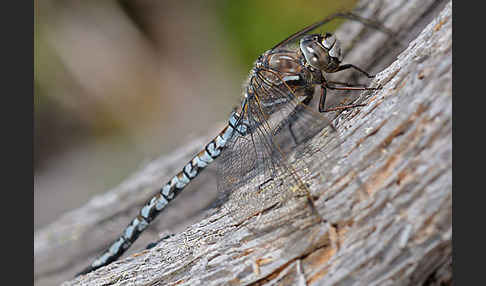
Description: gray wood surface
xmin=34 ymin=1 xmax=452 ymax=285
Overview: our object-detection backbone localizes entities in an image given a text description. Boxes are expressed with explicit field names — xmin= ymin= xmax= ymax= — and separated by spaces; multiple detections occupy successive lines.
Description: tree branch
xmin=35 ymin=1 xmax=452 ymax=285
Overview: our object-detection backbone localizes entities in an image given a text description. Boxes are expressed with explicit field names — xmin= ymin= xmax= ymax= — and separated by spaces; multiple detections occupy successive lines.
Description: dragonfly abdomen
xmin=78 ymin=112 xmax=243 ymax=275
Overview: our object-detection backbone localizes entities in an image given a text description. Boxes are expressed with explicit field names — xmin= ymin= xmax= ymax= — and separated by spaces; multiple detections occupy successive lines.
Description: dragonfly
xmin=77 ymin=12 xmax=394 ymax=276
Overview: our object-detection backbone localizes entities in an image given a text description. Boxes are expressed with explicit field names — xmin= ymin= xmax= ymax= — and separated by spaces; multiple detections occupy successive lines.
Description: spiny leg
xmin=326 ymin=83 xmax=380 ymax=92
xmin=287 ymin=87 xmax=314 ymax=145
xmin=318 ymin=83 xmax=380 ymax=113
xmin=326 ymin=80 xmax=368 ymax=87
xmin=334 ymin=64 xmax=375 ymax=78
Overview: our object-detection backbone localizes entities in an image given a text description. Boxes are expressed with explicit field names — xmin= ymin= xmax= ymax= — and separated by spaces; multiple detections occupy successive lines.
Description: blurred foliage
xmin=34 ymin=0 xmax=359 ymax=168
xmin=214 ymin=0 xmax=357 ymax=73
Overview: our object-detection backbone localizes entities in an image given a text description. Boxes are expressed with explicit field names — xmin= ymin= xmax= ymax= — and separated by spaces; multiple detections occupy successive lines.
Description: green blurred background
xmin=34 ymin=0 xmax=357 ymax=230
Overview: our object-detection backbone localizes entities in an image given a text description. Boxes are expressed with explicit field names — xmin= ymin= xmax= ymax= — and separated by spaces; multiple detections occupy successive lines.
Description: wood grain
xmin=34 ymin=1 xmax=452 ymax=285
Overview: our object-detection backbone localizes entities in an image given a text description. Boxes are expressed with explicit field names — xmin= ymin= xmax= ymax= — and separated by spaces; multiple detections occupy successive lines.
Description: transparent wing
xmin=217 ymin=67 xmax=340 ymax=233
xmin=271 ymin=12 xmax=396 ymax=52
xmin=270 ymin=13 xmax=347 ymax=52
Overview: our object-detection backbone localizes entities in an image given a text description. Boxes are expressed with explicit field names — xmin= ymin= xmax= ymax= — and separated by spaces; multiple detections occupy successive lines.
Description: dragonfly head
xmin=300 ymin=33 xmax=342 ymax=73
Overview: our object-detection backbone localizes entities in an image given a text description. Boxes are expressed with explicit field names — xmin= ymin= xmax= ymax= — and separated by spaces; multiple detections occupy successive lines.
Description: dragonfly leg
xmin=334 ymin=64 xmax=375 ymax=78
xmin=287 ymin=87 xmax=315 ymax=144
xmin=318 ymin=78 xmax=381 ymax=113
xmin=326 ymin=84 xmax=380 ymax=92
xmin=326 ymin=80 xmax=368 ymax=87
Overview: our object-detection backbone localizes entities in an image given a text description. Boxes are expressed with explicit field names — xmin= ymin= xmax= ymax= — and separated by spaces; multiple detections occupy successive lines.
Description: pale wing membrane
xmin=254 ymin=68 xmax=334 ymax=151
xmin=217 ymin=67 xmax=336 ymax=230
xmin=271 ymin=12 xmax=396 ymax=51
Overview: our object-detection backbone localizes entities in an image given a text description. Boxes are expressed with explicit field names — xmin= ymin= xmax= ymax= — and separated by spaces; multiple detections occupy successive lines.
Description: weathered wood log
xmin=34 ymin=0 xmax=452 ymax=285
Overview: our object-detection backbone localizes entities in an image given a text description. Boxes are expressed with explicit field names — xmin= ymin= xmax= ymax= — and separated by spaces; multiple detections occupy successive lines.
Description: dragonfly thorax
xmin=300 ymin=33 xmax=342 ymax=73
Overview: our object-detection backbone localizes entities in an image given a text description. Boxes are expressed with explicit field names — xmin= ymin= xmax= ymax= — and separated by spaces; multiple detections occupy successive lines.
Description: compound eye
xmin=300 ymin=34 xmax=331 ymax=70
xmin=309 ymin=55 xmax=320 ymax=68
xmin=322 ymin=33 xmax=336 ymax=49
xmin=302 ymin=45 xmax=320 ymax=66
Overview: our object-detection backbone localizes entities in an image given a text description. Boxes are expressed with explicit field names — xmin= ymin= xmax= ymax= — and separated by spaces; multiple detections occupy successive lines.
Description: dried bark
xmin=35 ymin=0 xmax=452 ymax=285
